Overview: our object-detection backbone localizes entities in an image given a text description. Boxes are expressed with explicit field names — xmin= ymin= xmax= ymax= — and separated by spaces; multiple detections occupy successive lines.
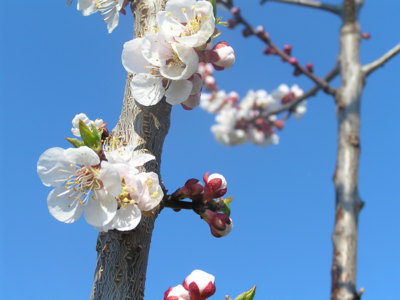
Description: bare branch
xmin=362 ymin=43 xmax=400 ymax=77
xmin=261 ymin=0 xmax=342 ymax=15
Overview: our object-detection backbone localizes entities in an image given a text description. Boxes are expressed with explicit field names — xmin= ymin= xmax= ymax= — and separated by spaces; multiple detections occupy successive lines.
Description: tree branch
xmin=260 ymin=0 xmax=342 ymax=15
xmin=219 ymin=0 xmax=337 ymax=95
xmin=263 ymin=64 xmax=339 ymax=118
xmin=362 ymin=43 xmax=400 ymax=77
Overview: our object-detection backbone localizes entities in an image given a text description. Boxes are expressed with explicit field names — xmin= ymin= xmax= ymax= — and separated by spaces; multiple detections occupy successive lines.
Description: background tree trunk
xmin=91 ymin=1 xmax=168 ymax=299
xmin=331 ymin=1 xmax=364 ymax=299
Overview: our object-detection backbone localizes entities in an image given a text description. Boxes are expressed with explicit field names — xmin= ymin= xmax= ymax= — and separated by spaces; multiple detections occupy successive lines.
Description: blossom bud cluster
xmin=198 ymin=63 xmax=306 ymax=147
xmin=37 ymin=113 xmax=164 ymax=231
xmin=165 ymin=270 xmax=216 ymax=300
xmin=121 ymin=0 xmax=235 ymax=109
xmin=173 ymin=172 xmax=233 ymax=238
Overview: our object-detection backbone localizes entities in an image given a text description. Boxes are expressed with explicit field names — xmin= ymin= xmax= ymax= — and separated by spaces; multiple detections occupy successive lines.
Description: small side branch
xmin=362 ymin=43 xmax=400 ymax=77
xmin=220 ymin=0 xmax=336 ymax=95
xmin=263 ymin=64 xmax=339 ymax=118
xmin=261 ymin=0 xmax=341 ymax=15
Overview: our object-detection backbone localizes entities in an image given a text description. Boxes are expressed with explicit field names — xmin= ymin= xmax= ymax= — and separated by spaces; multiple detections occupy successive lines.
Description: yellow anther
xmin=167 ymin=12 xmax=172 ymax=16
xmin=151 ymin=191 xmax=159 ymax=198
xmin=129 ymin=200 xmax=135 ymax=205
xmin=146 ymin=179 xmax=153 ymax=187
xmin=181 ymin=8 xmax=186 ymax=13
xmin=123 ymin=198 xmax=130 ymax=203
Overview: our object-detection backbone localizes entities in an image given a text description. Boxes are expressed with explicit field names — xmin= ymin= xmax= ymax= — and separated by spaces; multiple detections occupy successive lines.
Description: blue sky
xmin=1 ymin=1 xmax=399 ymax=299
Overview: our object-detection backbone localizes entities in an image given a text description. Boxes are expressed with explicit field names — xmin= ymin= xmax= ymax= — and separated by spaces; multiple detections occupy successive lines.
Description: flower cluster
xmin=172 ymin=172 xmax=233 ymax=238
xmin=199 ymin=63 xmax=306 ymax=147
xmin=121 ymin=0 xmax=235 ymax=108
xmin=37 ymin=113 xmax=163 ymax=231
xmin=165 ymin=270 xmax=216 ymax=300
xmin=68 ymin=0 xmax=129 ymax=33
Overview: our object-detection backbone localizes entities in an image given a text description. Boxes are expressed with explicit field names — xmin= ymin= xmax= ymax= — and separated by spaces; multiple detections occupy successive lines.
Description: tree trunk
xmin=331 ymin=1 xmax=364 ymax=299
xmin=91 ymin=1 xmax=169 ymax=299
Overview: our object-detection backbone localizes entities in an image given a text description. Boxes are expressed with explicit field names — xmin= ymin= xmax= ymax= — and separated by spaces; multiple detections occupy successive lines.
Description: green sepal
xmin=217 ymin=196 xmax=232 ymax=216
xmin=234 ymin=286 xmax=256 ymax=300
xmin=209 ymin=0 xmax=217 ymax=18
xmin=89 ymin=123 xmax=102 ymax=143
xmin=216 ymin=17 xmax=227 ymax=26
xmin=79 ymin=120 xmax=100 ymax=150
xmin=66 ymin=137 xmax=84 ymax=148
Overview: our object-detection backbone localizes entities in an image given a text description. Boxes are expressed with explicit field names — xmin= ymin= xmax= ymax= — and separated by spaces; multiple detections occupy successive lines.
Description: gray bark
xmin=90 ymin=1 xmax=169 ymax=299
xmin=331 ymin=1 xmax=364 ymax=299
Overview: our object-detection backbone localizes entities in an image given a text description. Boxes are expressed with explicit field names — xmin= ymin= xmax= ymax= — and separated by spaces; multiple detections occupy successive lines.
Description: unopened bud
xmin=255 ymin=25 xmax=266 ymax=38
xmin=203 ymin=172 xmax=227 ymax=200
xmin=283 ymin=44 xmax=292 ymax=55
xmin=289 ymin=57 xmax=298 ymax=65
xmin=201 ymin=210 xmax=233 ymax=238
xmin=306 ymin=62 xmax=314 ymax=73
xmin=210 ymin=42 xmax=235 ymax=71
xmin=263 ymin=47 xmax=276 ymax=55
xmin=293 ymin=67 xmax=302 ymax=76
xmin=361 ymin=32 xmax=371 ymax=40
xmin=230 ymin=6 xmax=241 ymax=16
xmin=164 ymin=285 xmax=190 ymax=300
xmin=282 ymin=92 xmax=296 ymax=104
xmin=183 ymin=270 xmax=216 ymax=299
xmin=274 ymin=120 xmax=284 ymax=130
xmin=204 ymin=75 xmax=216 ymax=91
xmin=242 ymin=28 xmax=253 ymax=38
xmin=227 ymin=19 xmax=236 ymax=29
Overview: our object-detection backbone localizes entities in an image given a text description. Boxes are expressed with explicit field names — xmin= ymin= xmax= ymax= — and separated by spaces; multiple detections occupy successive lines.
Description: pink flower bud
xmin=281 ymin=92 xmax=296 ymax=104
xmin=255 ymin=25 xmax=266 ymax=38
xmin=293 ymin=67 xmax=302 ymax=76
xmin=242 ymin=28 xmax=253 ymax=38
xmin=306 ymin=62 xmax=314 ymax=73
xmin=283 ymin=44 xmax=292 ymax=55
xmin=183 ymin=270 xmax=216 ymax=300
xmin=227 ymin=19 xmax=236 ymax=28
xmin=263 ymin=46 xmax=276 ymax=55
xmin=201 ymin=210 xmax=233 ymax=238
xmin=289 ymin=57 xmax=298 ymax=65
xmin=164 ymin=285 xmax=190 ymax=300
xmin=209 ymin=42 xmax=235 ymax=71
xmin=203 ymin=172 xmax=227 ymax=199
xmin=230 ymin=6 xmax=241 ymax=16
xmin=274 ymin=120 xmax=284 ymax=130
xmin=361 ymin=32 xmax=371 ymax=40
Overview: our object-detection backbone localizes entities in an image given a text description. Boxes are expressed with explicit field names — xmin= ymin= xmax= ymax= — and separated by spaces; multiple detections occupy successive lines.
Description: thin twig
xmin=362 ymin=43 xmax=400 ymax=77
xmin=219 ymin=0 xmax=337 ymax=95
xmin=263 ymin=64 xmax=339 ymax=118
xmin=260 ymin=0 xmax=342 ymax=15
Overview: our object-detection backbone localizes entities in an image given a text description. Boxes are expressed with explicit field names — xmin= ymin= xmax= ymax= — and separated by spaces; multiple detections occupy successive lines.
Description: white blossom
xmin=37 ymin=146 xmax=120 ymax=228
xmin=122 ymin=32 xmax=199 ymax=106
xmin=76 ymin=0 xmax=125 ymax=33
xmin=157 ymin=0 xmax=215 ymax=48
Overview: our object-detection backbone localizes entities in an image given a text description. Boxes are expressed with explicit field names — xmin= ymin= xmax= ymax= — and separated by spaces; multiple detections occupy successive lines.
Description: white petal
xmin=160 ymin=43 xmax=198 ymax=80
xmin=47 ymin=186 xmax=84 ymax=223
xmin=130 ymin=153 xmax=156 ymax=168
xmin=84 ymin=190 xmax=117 ymax=227
xmin=64 ymin=146 xmax=100 ymax=166
xmin=112 ymin=205 xmax=142 ymax=231
xmin=166 ymin=80 xmax=192 ymax=105
xmin=156 ymin=12 xmax=186 ymax=39
xmin=122 ymin=38 xmax=150 ymax=74
xmin=99 ymin=161 xmax=122 ymax=197
xmin=104 ymin=9 xmax=119 ymax=33
xmin=77 ymin=0 xmax=95 ymax=12
xmin=37 ymin=147 xmax=71 ymax=187
xmin=141 ymin=33 xmax=172 ymax=67
xmin=130 ymin=74 xmax=165 ymax=106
